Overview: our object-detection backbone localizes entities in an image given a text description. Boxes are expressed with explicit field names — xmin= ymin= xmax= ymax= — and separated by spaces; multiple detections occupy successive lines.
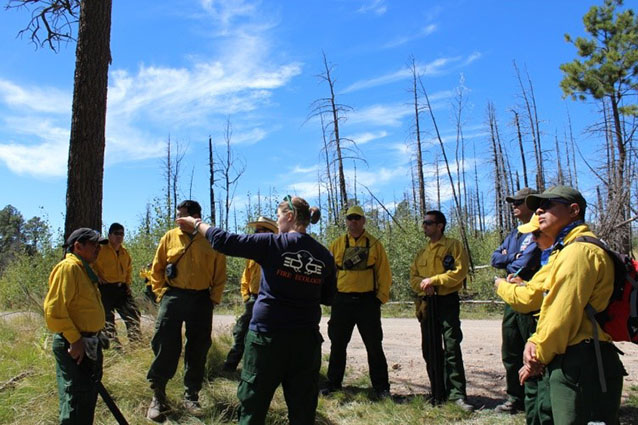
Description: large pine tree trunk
xmin=64 ymin=0 xmax=112 ymax=238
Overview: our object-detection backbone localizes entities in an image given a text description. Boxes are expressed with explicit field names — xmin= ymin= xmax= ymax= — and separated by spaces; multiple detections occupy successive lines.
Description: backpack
xmin=568 ymin=236 xmax=638 ymax=393
xmin=574 ymin=236 xmax=638 ymax=344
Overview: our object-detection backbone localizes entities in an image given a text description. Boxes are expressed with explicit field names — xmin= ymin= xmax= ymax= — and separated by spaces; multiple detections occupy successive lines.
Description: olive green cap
xmin=525 ymin=185 xmax=587 ymax=211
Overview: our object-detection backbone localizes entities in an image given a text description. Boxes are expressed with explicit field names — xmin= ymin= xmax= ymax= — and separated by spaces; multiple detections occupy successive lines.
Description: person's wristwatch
xmin=192 ymin=220 xmax=201 ymax=236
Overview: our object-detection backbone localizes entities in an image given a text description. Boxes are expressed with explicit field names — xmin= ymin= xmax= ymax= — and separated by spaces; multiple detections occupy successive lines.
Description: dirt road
xmin=214 ymin=315 xmax=638 ymax=407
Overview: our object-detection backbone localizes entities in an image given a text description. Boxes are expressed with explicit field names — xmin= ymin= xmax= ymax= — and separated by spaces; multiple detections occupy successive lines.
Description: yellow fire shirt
xmin=93 ymin=242 xmax=132 ymax=284
xmin=410 ymin=235 xmax=469 ymax=296
xmin=44 ymin=254 xmax=106 ymax=344
xmin=151 ymin=227 xmax=227 ymax=304
xmin=528 ymin=224 xmax=614 ymax=365
xmin=329 ymin=230 xmax=392 ymax=303
xmin=240 ymin=259 xmax=262 ymax=302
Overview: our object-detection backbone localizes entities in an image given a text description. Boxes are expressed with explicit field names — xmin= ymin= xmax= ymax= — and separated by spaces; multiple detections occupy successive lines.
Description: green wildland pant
xmin=237 ymin=328 xmax=323 ymax=425
xmin=225 ymin=295 xmax=257 ymax=368
xmin=147 ymin=287 xmax=213 ymax=395
xmin=548 ymin=340 xmax=625 ymax=425
xmin=502 ymin=304 xmax=537 ymax=405
xmin=100 ymin=283 xmax=141 ymax=343
xmin=525 ymin=373 xmax=553 ymax=425
xmin=53 ymin=333 xmax=103 ymax=425
xmin=326 ymin=292 xmax=390 ymax=392
xmin=419 ymin=292 xmax=467 ymax=401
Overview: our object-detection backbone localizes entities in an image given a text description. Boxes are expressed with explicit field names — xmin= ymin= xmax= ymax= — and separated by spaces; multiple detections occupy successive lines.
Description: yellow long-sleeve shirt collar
xmin=329 ymin=230 xmax=393 ymax=303
xmin=410 ymin=235 xmax=469 ymax=296
xmin=43 ymin=253 xmax=105 ymax=343
xmin=151 ymin=227 xmax=227 ymax=304
xmin=528 ymin=224 xmax=614 ymax=364
xmin=93 ymin=241 xmax=132 ymax=284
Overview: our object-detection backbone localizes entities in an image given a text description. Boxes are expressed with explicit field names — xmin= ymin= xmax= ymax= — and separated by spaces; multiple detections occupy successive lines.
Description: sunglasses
xmin=538 ymin=198 xmax=570 ymax=210
xmin=283 ymin=195 xmax=295 ymax=212
xmin=511 ymin=199 xmax=525 ymax=207
xmin=346 ymin=215 xmax=362 ymax=221
xmin=255 ymin=228 xmax=273 ymax=234
xmin=112 ymin=231 xmax=124 ymax=236
xmin=422 ymin=220 xmax=438 ymax=226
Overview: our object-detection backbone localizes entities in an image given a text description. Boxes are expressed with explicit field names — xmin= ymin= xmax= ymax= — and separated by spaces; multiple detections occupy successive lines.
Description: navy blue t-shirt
xmin=205 ymin=227 xmax=337 ymax=332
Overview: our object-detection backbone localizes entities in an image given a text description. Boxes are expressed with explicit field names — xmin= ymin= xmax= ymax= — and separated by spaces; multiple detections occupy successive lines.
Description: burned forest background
xmin=1 ymin=0 xmax=637 ymax=311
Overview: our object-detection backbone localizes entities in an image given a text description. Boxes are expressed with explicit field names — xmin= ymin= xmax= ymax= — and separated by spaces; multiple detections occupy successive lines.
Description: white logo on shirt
xmin=282 ymin=250 xmax=325 ymax=276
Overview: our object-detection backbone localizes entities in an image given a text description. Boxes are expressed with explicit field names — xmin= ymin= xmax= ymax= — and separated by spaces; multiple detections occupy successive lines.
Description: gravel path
xmin=213 ymin=314 xmax=638 ymax=407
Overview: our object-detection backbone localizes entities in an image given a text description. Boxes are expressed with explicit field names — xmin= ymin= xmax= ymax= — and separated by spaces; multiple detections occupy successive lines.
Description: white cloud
xmin=346 ymin=131 xmax=388 ymax=145
xmin=0 ymin=1 xmax=300 ymax=178
xmin=199 ymin=0 xmax=261 ymax=33
xmin=0 ymin=79 xmax=71 ymax=114
xmin=291 ymin=164 xmax=319 ymax=174
xmin=349 ymin=103 xmax=411 ymax=127
xmin=382 ymin=24 xmax=437 ymax=49
xmin=0 ymin=138 xmax=68 ymax=177
xmin=357 ymin=0 xmax=387 ymax=15
xmin=343 ymin=54 xmax=480 ymax=94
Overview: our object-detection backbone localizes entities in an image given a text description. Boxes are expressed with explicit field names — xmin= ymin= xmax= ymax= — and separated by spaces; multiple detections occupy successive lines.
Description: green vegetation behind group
xmin=0 ymin=201 xmax=504 ymax=313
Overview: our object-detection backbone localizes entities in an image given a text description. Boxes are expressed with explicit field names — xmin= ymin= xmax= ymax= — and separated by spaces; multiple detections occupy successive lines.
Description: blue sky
xmin=0 ymin=0 xmax=607 ymax=235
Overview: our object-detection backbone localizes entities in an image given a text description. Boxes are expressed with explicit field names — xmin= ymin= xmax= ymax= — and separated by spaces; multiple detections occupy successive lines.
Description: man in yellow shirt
xmin=522 ymin=186 xmax=626 ymax=424
xmin=93 ymin=223 xmax=141 ymax=346
xmin=410 ymin=210 xmax=473 ymax=411
xmin=222 ymin=216 xmax=278 ymax=371
xmin=322 ymin=205 xmax=392 ymax=399
xmin=146 ymin=200 xmax=227 ymax=422
xmin=44 ymin=228 xmax=108 ymax=424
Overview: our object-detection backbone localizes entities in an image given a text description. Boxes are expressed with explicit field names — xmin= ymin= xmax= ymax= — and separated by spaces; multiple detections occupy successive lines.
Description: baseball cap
xmin=65 ymin=228 xmax=108 ymax=249
xmin=345 ymin=205 xmax=365 ymax=218
xmin=506 ymin=187 xmax=538 ymax=203
xmin=517 ymin=214 xmax=540 ymax=234
xmin=525 ymin=185 xmax=587 ymax=211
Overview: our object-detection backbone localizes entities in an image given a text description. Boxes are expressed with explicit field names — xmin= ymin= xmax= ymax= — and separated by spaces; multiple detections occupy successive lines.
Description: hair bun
xmin=309 ymin=207 xmax=321 ymax=224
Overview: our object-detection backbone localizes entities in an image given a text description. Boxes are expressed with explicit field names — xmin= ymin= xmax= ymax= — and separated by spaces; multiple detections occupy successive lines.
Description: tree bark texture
xmin=64 ymin=0 xmax=112 ymax=239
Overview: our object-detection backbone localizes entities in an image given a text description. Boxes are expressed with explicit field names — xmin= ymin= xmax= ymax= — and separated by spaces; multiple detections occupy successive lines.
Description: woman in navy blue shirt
xmin=177 ymin=195 xmax=337 ymax=425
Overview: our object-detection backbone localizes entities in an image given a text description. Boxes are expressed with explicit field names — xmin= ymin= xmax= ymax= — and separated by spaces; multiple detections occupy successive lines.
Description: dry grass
xmin=0 ymin=314 xmax=636 ymax=424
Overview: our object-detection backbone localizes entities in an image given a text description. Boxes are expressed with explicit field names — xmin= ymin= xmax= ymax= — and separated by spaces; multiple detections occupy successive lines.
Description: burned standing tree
xmin=488 ymin=103 xmax=506 ymax=240
xmin=163 ymin=137 xmax=185 ymax=222
xmin=514 ymin=61 xmax=545 ymax=192
xmin=420 ymin=79 xmax=474 ymax=274
xmin=512 ymin=110 xmax=530 ymax=188
xmin=208 ymin=135 xmax=216 ymax=226
xmin=308 ymin=52 xmax=359 ymax=215
xmin=216 ymin=119 xmax=246 ymax=230
xmin=319 ymin=113 xmax=338 ymax=224
xmin=409 ymin=57 xmax=427 ymax=218
xmin=8 ymin=0 xmax=113 ymax=238
xmin=453 ymin=75 xmax=469 ymax=220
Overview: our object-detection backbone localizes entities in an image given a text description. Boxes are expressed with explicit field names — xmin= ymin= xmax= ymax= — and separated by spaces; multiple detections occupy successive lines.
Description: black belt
xmin=57 ymin=332 xmax=98 ymax=337
xmin=99 ymin=282 xmax=125 ymax=288
xmin=166 ymin=285 xmax=209 ymax=294
xmin=336 ymin=291 xmax=375 ymax=299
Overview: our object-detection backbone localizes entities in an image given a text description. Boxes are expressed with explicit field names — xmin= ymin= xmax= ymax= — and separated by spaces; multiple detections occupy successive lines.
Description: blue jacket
xmin=205 ymin=227 xmax=337 ymax=332
xmin=491 ymin=228 xmax=540 ymax=281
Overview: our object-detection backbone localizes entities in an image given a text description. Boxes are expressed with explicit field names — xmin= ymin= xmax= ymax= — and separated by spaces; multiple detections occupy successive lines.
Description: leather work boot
xmin=184 ymin=391 xmax=202 ymax=414
xmin=453 ymin=398 xmax=475 ymax=412
xmin=494 ymin=399 xmax=524 ymax=414
xmin=146 ymin=388 xmax=169 ymax=422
